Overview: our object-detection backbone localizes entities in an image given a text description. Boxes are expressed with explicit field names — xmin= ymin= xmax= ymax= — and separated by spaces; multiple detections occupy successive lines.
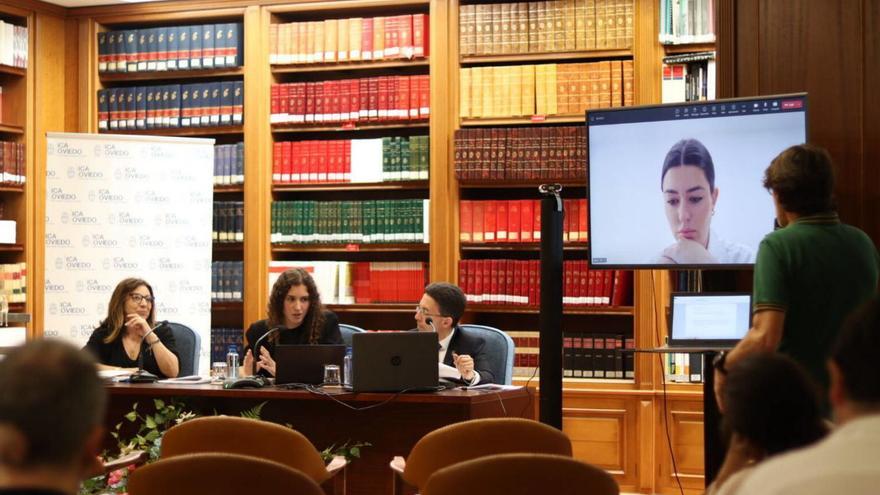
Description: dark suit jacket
xmin=443 ymin=326 xmax=496 ymax=385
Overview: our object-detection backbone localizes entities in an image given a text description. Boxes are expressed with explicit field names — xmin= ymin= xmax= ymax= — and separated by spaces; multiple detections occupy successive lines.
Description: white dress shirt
xmin=438 ymin=328 xmax=480 ymax=385
xmin=733 ymin=414 xmax=880 ymax=495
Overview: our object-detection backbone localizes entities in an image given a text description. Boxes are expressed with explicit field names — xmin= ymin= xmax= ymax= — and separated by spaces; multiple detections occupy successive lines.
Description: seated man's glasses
xmin=129 ymin=293 xmax=155 ymax=304
xmin=415 ymin=306 xmax=445 ymax=318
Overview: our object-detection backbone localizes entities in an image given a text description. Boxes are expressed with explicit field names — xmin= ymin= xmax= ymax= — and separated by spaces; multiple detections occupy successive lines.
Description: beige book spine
xmin=324 ymin=19 xmax=338 ymax=62
xmin=535 ymin=64 xmax=547 ymax=115
xmin=546 ymin=63 xmax=558 ymax=115
xmin=522 ymin=65 xmax=536 ymax=115
xmin=313 ymin=20 xmax=325 ymax=63
xmin=471 ymin=66 xmax=484 ymax=117
xmin=575 ymin=0 xmax=587 ymax=50
xmin=460 ymin=68 xmax=472 ymax=118
xmin=483 ymin=66 xmax=495 ymax=117
xmin=585 ymin=0 xmax=596 ymax=50
xmin=373 ymin=16 xmax=385 ymax=60
xmin=337 ymin=18 xmax=349 ymax=61
xmin=349 ymin=17 xmax=362 ymax=61
xmin=564 ymin=0 xmax=577 ymax=51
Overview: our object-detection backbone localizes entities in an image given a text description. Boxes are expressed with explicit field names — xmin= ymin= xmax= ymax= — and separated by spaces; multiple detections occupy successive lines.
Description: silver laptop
xmin=349 ymin=332 xmax=439 ymax=392
xmin=667 ymin=292 xmax=752 ymax=350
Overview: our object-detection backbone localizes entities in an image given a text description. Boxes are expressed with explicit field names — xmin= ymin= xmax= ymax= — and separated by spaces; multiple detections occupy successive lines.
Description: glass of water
xmin=323 ymin=364 xmax=341 ymax=386
xmin=211 ymin=362 xmax=228 ymax=383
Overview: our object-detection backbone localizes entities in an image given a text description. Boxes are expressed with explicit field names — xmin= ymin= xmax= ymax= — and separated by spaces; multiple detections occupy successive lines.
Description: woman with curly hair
xmin=241 ymin=268 xmax=341 ymax=377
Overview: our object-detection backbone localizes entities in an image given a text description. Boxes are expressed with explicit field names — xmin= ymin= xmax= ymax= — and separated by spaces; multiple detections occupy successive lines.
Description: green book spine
xmin=382 ymin=137 xmax=392 ymax=182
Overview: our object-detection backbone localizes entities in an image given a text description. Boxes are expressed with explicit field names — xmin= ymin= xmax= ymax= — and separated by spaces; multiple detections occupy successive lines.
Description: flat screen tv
xmin=587 ymin=93 xmax=808 ymax=269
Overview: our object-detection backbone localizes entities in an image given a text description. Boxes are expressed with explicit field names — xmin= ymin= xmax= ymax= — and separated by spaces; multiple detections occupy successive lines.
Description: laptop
xmin=667 ymin=292 xmax=752 ymax=350
xmin=274 ymin=344 xmax=346 ymax=385
xmin=349 ymin=332 xmax=439 ymax=392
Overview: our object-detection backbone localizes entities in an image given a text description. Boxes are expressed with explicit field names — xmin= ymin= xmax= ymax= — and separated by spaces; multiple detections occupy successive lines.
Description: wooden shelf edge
xmin=0 ymin=64 xmax=26 ymax=77
xmin=0 ymin=124 xmax=24 ymax=134
xmin=212 ymin=301 xmax=243 ymax=311
xmin=266 ymin=0 xmax=429 ymax=14
xmin=0 ymin=185 xmax=25 ymax=193
xmin=459 ymin=115 xmax=585 ymax=126
xmin=273 ymin=59 xmax=428 ymax=74
xmin=213 ymin=242 xmax=244 ymax=250
xmin=326 ymin=303 xmax=415 ymax=313
xmin=461 ymin=49 xmax=632 ymax=64
xmin=0 ymin=244 xmax=24 ymax=252
xmin=272 ymin=121 xmax=429 ymax=133
xmin=466 ymin=304 xmax=634 ymax=316
xmin=273 ymin=180 xmax=428 ymax=192
xmin=460 ymin=242 xmax=588 ymax=252
xmin=458 ymin=180 xmax=585 ymax=189
xmin=662 ymin=42 xmax=716 ymax=54
xmin=104 ymin=125 xmax=243 ymax=137
xmin=272 ymin=243 xmax=429 ymax=253
xmin=214 ymin=185 xmax=245 ymax=193
xmin=99 ymin=67 xmax=244 ymax=83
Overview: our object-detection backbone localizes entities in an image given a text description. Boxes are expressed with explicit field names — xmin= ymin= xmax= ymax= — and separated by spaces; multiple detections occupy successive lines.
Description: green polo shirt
xmin=753 ymin=212 xmax=879 ymax=394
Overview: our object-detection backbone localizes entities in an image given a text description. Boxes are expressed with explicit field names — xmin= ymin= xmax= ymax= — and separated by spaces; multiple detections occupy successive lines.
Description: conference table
xmin=104 ymin=383 xmax=534 ymax=495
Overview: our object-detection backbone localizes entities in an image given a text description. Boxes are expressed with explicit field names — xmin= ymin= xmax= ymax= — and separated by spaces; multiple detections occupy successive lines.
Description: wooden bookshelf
xmin=459 ymin=242 xmax=588 ymax=252
xmin=0 ymin=124 xmax=24 ymax=134
xmin=459 ymin=179 xmax=586 ymax=189
xmin=273 ymin=180 xmax=428 ymax=192
xmin=459 ymin=115 xmax=585 ymax=126
xmin=271 ymin=122 xmax=429 ymax=133
xmin=272 ymin=243 xmax=429 ymax=253
xmin=215 ymin=184 xmax=245 ymax=194
xmin=462 ymin=49 xmax=632 ymax=64
xmin=466 ymin=303 xmax=634 ymax=316
xmin=662 ymin=41 xmax=716 ymax=54
xmin=99 ymin=67 xmax=245 ymax=82
xmin=111 ymin=125 xmax=243 ymax=137
xmin=272 ymin=58 xmax=429 ymax=74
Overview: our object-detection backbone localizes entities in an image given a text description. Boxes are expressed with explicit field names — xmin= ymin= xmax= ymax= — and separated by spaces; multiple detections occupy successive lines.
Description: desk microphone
xmin=129 ymin=320 xmax=168 ymax=383
xmin=425 ymin=317 xmax=437 ymax=333
xmin=249 ymin=326 xmax=282 ymax=376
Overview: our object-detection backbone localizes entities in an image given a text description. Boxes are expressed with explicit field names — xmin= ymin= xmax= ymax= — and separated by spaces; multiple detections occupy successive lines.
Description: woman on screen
xmin=241 ymin=268 xmax=342 ymax=377
xmin=83 ymin=277 xmax=179 ymax=378
xmin=655 ymin=138 xmax=755 ymax=264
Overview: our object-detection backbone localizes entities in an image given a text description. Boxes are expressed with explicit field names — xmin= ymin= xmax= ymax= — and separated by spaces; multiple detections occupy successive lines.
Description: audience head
xmin=101 ymin=277 xmax=156 ymax=343
xmin=764 ymin=144 xmax=836 ymax=217
xmin=0 ymin=339 xmax=106 ymax=482
xmin=722 ymin=352 xmax=826 ymax=456
xmin=829 ymin=295 xmax=880 ymax=419
xmin=267 ymin=268 xmax=326 ymax=343
xmin=419 ymin=282 xmax=467 ymax=329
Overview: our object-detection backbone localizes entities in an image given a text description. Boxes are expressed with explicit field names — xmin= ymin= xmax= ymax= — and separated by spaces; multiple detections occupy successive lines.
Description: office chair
xmin=390 ymin=417 xmax=571 ymax=494
xmin=166 ymin=321 xmax=200 ymax=376
xmin=458 ymin=324 xmax=515 ymax=385
xmin=128 ymin=453 xmax=324 ymax=495
xmin=161 ymin=416 xmax=346 ymax=494
xmin=422 ymin=453 xmax=619 ymax=495
xmin=338 ymin=323 xmax=367 ymax=347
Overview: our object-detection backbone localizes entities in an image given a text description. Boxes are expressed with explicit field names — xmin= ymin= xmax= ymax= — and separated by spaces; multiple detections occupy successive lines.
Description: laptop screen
xmin=669 ymin=293 xmax=752 ymax=346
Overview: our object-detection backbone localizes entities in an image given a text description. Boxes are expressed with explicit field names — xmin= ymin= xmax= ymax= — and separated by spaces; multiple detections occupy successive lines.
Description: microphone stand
xmin=129 ymin=321 xmax=166 ymax=383
xmin=224 ymin=326 xmax=282 ymax=389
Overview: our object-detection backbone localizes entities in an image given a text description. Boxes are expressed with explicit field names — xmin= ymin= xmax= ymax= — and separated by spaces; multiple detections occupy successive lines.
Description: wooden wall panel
xmin=656 ymin=398 xmax=704 ymax=494
xmin=721 ymin=0 xmax=878 ymax=244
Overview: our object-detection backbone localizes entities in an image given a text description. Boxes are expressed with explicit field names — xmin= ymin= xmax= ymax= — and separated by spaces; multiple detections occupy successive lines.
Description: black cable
xmin=651 ymin=271 xmax=685 ymax=495
xmin=518 ymin=361 xmax=540 ymax=418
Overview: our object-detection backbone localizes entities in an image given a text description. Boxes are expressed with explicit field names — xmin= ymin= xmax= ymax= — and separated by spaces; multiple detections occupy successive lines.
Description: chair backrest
xmin=166 ymin=321 xmax=200 ymax=376
xmin=422 ymin=453 xmax=619 ymax=495
xmin=128 ymin=452 xmax=324 ymax=495
xmin=458 ymin=324 xmax=514 ymax=385
xmin=338 ymin=323 xmax=366 ymax=347
xmin=402 ymin=418 xmax=572 ymax=489
xmin=160 ymin=416 xmax=330 ymax=483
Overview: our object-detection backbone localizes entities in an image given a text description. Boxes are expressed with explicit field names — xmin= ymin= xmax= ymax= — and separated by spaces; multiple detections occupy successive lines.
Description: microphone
xmin=130 ymin=320 xmax=168 ymax=383
xmin=425 ymin=317 xmax=437 ymax=333
xmin=250 ymin=326 xmax=282 ymax=376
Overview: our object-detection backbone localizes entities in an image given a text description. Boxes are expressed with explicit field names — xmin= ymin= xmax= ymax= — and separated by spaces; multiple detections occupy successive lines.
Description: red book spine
xmin=305 ymin=82 xmax=316 ymax=123
xmin=460 ymin=200 xmax=473 ymax=243
xmin=343 ymin=139 xmax=352 ymax=181
xmin=472 ymin=201 xmax=485 ymax=243
xmin=282 ymin=141 xmax=293 ymax=183
xmin=533 ymin=199 xmax=542 ymax=240
xmin=520 ymin=199 xmax=533 ymax=242
xmin=400 ymin=14 xmax=413 ymax=59
xmin=339 ymin=80 xmax=350 ymax=123
xmin=473 ymin=259 xmax=484 ymax=304
xmin=505 ymin=258 xmax=515 ymax=305
xmin=496 ymin=201 xmax=509 ymax=242
xmin=602 ymin=269 xmax=613 ymax=306
xmin=317 ymin=140 xmax=328 ymax=182
xmin=409 ymin=74 xmax=420 ymax=119
xmin=368 ymin=77 xmax=379 ymax=121
xmin=361 ymin=18 xmax=374 ymax=61
xmin=322 ymin=80 xmax=333 ymax=123
xmin=270 ymin=84 xmax=281 ymax=120
xmin=488 ymin=259 xmax=499 ymax=303
xmin=349 ymin=79 xmax=360 ymax=121
xmin=377 ymin=76 xmax=389 ymax=121
xmin=484 ymin=200 xmax=497 ymax=243
xmin=528 ymin=259 xmax=539 ymax=306
xmin=508 ymin=200 xmax=521 ymax=242
xmin=418 ymin=75 xmax=430 ymax=118
xmin=580 ymin=198 xmax=588 ymax=242
xmin=272 ymin=142 xmax=283 ymax=183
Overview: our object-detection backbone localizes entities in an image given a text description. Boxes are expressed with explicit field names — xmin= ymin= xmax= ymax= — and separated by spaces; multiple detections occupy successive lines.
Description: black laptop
xmin=274 ymin=344 xmax=346 ymax=385
xmin=667 ymin=292 xmax=752 ymax=350
xmin=348 ymin=332 xmax=439 ymax=392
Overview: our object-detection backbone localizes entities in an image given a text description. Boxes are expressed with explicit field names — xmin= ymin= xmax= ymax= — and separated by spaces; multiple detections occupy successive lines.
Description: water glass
xmin=323 ymin=364 xmax=341 ymax=386
xmin=211 ymin=361 xmax=228 ymax=383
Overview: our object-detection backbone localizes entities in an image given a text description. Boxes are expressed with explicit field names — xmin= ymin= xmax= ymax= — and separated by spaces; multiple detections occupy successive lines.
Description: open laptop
xmin=274 ymin=344 xmax=346 ymax=385
xmin=666 ymin=292 xmax=752 ymax=350
xmin=348 ymin=332 xmax=439 ymax=392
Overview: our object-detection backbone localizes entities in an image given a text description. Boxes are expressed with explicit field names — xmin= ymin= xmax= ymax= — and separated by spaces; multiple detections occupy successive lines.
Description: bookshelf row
xmin=460 ymin=199 xmax=587 ymax=244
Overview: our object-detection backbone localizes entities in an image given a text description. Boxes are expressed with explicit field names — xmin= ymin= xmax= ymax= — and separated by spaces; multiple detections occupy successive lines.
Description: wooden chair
xmin=160 ymin=416 xmax=346 ymax=494
xmin=422 ymin=453 xmax=619 ymax=495
xmin=390 ymin=417 xmax=572 ymax=494
xmin=127 ymin=452 xmax=324 ymax=495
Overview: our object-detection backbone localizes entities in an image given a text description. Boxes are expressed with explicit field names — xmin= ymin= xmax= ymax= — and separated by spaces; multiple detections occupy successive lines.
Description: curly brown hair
xmin=764 ymin=144 xmax=836 ymax=215
xmin=100 ymin=277 xmax=156 ymax=344
xmin=267 ymin=268 xmax=326 ymax=344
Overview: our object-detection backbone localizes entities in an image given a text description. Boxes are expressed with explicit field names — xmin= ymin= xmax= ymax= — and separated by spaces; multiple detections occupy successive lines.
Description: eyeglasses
xmin=129 ymin=293 xmax=155 ymax=304
xmin=415 ymin=306 xmax=445 ymax=318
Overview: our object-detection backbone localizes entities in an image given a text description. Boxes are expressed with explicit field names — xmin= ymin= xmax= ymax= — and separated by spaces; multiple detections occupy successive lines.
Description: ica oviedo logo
xmin=189 ymin=301 xmax=211 ymax=314
xmin=49 ymin=187 xmax=78 ymax=202
xmin=71 ymin=324 xmax=95 ymax=339
xmin=129 ymin=234 xmax=166 ymax=249
xmin=176 ymin=280 xmax=204 ymax=293
xmin=58 ymin=256 xmax=94 ymax=271
xmin=55 ymin=142 xmax=84 ymax=157
xmin=70 ymin=165 xmax=104 ymax=180
xmin=175 ymin=235 xmax=209 ymax=249
xmin=115 ymin=167 xmax=148 ymax=181
xmin=115 ymin=212 xmax=145 ymax=226
xmin=70 ymin=210 xmax=99 ymax=225
xmin=104 ymin=257 xmax=139 ymax=271
xmin=156 ymin=301 xmax=179 ymax=316
xmin=102 ymin=144 xmax=131 ymax=159
xmin=189 ymin=192 xmax=210 ymax=205
xmin=151 ymin=257 xmax=185 ymax=271
xmin=148 ymin=145 xmax=173 ymax=160
xmin=91 ymin=189 xmax=126 ymax=203
xmin=58 ymin=302 xmax=88 ymax=315
xmin=44 ymin=279 xmax=66 ymax=293
xmin=135 ymin=190 xmax=169 ymax=204
xmin=77 ymin=279 xmax=112 ymax=293
xmin=83 ymin=234 xmax=118 ymax=249
xmin=46 ymin=169 xmax=57 ymax=179
xmin=45 ymin=233 xmax=72 ymax=248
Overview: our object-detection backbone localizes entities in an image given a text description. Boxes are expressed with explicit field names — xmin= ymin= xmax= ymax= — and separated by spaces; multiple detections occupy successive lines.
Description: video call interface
xmin=587 ymin=94 xmax=808 ymax=269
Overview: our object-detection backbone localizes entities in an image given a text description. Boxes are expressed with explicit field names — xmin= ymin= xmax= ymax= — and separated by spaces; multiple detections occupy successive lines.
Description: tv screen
xmin=587 ymin=93 xmax=808 ymax=268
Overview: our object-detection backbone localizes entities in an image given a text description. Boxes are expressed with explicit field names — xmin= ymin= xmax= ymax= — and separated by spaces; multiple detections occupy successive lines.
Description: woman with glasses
xmin=241 ymin=268 xmax=342 ymax=377
xmin=83 ymin=277 xmax=179 ymax=378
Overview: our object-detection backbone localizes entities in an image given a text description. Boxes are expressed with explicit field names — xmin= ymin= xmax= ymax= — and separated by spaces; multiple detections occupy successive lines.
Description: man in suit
xmin=415 ymin=282 xmax=496 ymax=385
xmin=0 ymin=340 xmax=107 ymax=495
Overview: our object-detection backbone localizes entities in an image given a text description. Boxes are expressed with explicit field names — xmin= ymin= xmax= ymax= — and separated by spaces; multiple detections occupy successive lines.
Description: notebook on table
xmin=274 ymin=344 xmax=346 ymax=385
xmin=665 ymin=292 xmax=752 ymax=351
xmin=348 ymin=332 xmax=439 ymax=392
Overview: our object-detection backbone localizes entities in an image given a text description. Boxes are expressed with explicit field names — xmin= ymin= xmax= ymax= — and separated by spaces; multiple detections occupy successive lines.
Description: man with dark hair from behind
xmin=414 ymin=282 xmax=496 ymax=385
xmin=715 ymin=144 xmax=879 ymax=412
xmin=0 ymin=340 xmax=107 ymax=495
xmin=732 ymin=295 xmax=880 ymax=495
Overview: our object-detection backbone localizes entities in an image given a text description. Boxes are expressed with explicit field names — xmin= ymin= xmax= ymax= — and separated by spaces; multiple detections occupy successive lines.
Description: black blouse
xmin=243 ymin=311 xmax=342 ymax=377
xmin=83 ymin=323 xmax=178 ymax=379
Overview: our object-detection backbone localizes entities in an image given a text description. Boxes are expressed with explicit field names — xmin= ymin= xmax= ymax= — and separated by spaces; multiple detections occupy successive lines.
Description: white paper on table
xmin=439 ymin=363 xmax=462 ymax=380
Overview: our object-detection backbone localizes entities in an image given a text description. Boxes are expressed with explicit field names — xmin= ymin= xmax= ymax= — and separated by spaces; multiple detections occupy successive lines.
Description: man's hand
xmin=661 ymin=238 xmax=718 ymax=264
xmin=452 ymin=352 xmax=475 ymax=381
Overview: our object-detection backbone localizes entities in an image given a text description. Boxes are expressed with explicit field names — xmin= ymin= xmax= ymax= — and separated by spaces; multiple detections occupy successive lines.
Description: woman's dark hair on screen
xmin=661 ymin=138 xmax=716 ymax=191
